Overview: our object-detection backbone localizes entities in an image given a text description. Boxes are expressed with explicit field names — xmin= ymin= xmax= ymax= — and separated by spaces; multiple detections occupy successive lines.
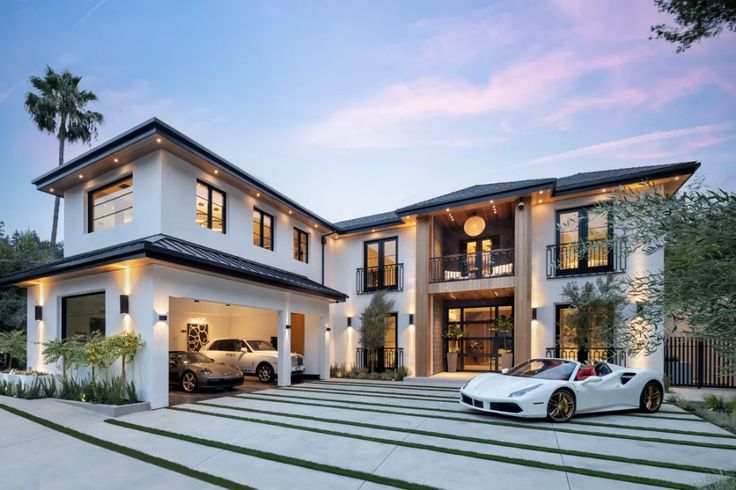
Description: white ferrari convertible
xmin=459 ymin=358 xmax=664 ymax=422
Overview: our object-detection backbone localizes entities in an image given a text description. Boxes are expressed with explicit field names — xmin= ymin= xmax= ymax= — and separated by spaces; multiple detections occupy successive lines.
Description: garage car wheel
xmin=257 ymin=363 xmax=275 ymax=383
xmin=547 ymin=389 xmax=576 ymax=423
xmin=639 ymin=381 xmax=663 ymax=413
xmin=181 ymin=371 xmax=198 ymax=393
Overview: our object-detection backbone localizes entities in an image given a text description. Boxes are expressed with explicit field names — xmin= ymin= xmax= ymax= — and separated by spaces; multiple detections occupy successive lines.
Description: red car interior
xmin=575 ymin=366 xmax=597 ymax=381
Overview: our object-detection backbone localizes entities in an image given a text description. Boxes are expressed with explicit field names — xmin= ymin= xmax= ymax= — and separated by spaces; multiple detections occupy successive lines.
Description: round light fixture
xmin=463 ymin=215 xmax=485 ymax=237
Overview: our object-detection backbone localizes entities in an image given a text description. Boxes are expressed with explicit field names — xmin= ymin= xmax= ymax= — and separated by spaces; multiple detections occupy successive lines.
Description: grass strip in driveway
xmin=0 ymin=402 xmax=255 ymax=490
xmin=171 ymin=405 xmax=698 ymax=490
xmin=198 ymin=401 xmax=736 ymax=478
xmin=313 ymin=380 xmax=460 ymax=392
xmin=283 ymin=386 xmax=457 ymax=402
xmin=106 ymin=418 xmax=437 ymax=490
xmin=235 ymin=394 xmax=736 ymax=450
xmin=268 ymin=392 xmax=723 ymax=437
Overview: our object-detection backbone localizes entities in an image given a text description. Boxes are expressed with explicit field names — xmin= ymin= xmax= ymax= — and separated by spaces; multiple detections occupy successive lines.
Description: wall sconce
xmin=409 ymin=313 xmax=414 ymax=325
xmin=120 ymin=295 xmax=130 ymax=315
xmin=285 ymin=324 xmax=291 ymax=330
xmin=347 ymin=316 xmax=352 ymax=327
xmin=158 ymin=314 xmax=168 ymax=322
xmin=326 ymin=327 xmax=331 ymax=332
xmin=34 ymin=305 xmax=43 ymax=322
xmin=532 ymin=307 xmax=537 ymax=321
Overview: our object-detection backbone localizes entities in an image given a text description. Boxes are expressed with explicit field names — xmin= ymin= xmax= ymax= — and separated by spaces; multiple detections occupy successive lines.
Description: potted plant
xmin=444 ymin=325 xmax=464 ymax=372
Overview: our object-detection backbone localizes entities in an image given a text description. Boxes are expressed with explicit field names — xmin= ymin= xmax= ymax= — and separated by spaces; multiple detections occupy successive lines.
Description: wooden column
xmin=514 ymin=197 xmax=532 ymax=364
xmin=415 ymin=216 xmax=431 ymax=376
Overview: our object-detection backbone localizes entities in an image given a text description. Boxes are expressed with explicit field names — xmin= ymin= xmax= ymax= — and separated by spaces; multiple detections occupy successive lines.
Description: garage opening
xmin=167 ymin=297 xmax=315 ymax=405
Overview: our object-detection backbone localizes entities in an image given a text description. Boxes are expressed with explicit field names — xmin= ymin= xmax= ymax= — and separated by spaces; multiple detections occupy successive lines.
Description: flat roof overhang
xmin=0 ymin=236 xmax=347 ymax=303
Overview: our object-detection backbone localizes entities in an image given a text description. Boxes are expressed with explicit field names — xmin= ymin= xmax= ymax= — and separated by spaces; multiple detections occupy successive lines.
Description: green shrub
xmin=704 ymin=394 xmax=727 ymax=411
xmin=328 ymin=364 xmax=410 ymax=382
xmin=41 ymin=377 xmax=56 ymax=398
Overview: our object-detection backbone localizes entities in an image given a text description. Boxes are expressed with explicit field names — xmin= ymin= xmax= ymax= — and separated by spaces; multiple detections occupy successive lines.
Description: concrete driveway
xmin=1 ymin=380 xmax=735 ymax=489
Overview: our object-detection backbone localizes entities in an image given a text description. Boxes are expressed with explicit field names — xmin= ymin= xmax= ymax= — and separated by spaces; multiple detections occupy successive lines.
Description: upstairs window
xmin=364 ymin=237 xmax=398 ymax=291
xmin=556 ymin=206 xmax=612 ymax=275
xmin=253 ymin=208 xmax=274 ymax=250
xmin=196 ymin=181 xmax=225 ymax=233
xmin=88 ymin=176 xmax=133 ymax=232
xmin=293 ymin=227 xmax=309 ymax=263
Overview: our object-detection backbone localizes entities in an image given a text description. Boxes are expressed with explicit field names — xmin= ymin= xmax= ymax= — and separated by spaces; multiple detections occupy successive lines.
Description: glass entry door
xmin=446 ymin=305 xmax=513 ymax=372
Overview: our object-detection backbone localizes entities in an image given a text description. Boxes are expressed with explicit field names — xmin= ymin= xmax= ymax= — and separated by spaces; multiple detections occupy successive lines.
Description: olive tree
xmin=359 ymin=291 xmax=395 ymax=372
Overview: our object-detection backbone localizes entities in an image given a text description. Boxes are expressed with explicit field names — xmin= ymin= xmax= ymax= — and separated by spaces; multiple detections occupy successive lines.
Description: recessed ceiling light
xmin=446 ymin=208 xmax=450 ymax=212
xmin=371 ymin=229 xmax=376 ymax=232
xmin=156 ymin=137 xmax=162 ymax=143
xmin=674 ymin=176 xmax=680 ymax=181
xmin=314 ymin=224 xmax=318 ymax=228
xmin=538 ymin=190 xmax=543 ymax=194
xmin=114 ymin=158 xmax=119 ymax=163
xmin=538 ymin=199 xmax=543 ymax=203
xmin=602 ymin=188 xmax=607 ymax=192
xmin=256 ymin=192 xmax=260 ymax=197
xmin=214 ymin=169 xmax=219 ymax=174
xmin=78 ymin=174 xmax=83 ymax=179
xmin=288 ymin=210 xmax=292 ymax=214
xmin=489 ymin=200 xmax=494 ymax=204
xmin=49 ymin=188 xmax=54 ymax=192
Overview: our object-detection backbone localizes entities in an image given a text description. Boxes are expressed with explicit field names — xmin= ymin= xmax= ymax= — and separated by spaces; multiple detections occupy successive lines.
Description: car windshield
xmin=247 ymin=340 xmax=274 ymax=351
xmin=505 ymin=359 xmax=577 ymax=381
xmin=180 ymin=352 xmax=213 ymax=364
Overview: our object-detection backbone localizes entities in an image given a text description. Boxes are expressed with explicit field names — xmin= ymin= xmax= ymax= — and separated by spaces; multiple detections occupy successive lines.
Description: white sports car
xmin=460 ymin=358 xmax=664 ymax=422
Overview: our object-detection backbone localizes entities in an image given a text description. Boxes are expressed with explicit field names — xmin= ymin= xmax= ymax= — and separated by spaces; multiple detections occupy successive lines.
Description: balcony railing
xmin=355 ymin=347 xmax=404 ymax=372
xmin=356 ymin=263 xmax=404 ymax=294
xmin=429 ymin=248 xmax=514 ymax=283
xmin=545 ymin=347 xmax=627 ymax=366
xmin=546 ymin=238 xmax=626 ymax=278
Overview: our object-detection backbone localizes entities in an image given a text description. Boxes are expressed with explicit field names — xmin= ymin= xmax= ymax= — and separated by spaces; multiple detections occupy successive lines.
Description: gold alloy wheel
xmin=547 ymin=390 xmax=575 ymax=422
xmin=643 ymin=383 xmax=662 ymax=412
xmin=182 ymin=372 xmax=197 ymax=393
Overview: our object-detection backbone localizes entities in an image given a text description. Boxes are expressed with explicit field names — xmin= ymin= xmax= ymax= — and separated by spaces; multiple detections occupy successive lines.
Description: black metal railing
xmin=356 ymin=263 xmax=404 ymax=294
xmin=429 ymin=248 xmax=514 ymax=283
xmin=545 ymin=346 xmax=627 ymax=366
xmin=355 ymin=347 xmax=404 ymax=372
xmin=665 ymin=337 xmax=736 ymax=388
xmin=546 ymin=238 xmax=626 ymax=278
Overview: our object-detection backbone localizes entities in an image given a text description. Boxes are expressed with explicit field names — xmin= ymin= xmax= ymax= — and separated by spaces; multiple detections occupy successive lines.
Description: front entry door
xmin=446 ymin=305 xmax=514 ymax=372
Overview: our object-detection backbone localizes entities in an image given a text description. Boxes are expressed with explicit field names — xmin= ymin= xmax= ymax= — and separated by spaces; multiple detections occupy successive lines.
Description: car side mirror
xmin=501 ymin=368 xmax=509 ymax=374
xmin=240 ymin=347 xmax=250 ymax=353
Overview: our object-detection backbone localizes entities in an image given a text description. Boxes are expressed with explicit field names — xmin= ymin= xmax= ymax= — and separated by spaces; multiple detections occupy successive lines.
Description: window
xmin=196 ymin=181 xmax=226 ymax=233
xmin=88 ymin=176 xmax=133 ymax=232
xmin=364 ymin=237 xmax=398 ymax=291
xmin=293 ymin=228 xmax=309 ymax=263
xmin=556 ymin=206 xmax=612 ymax=275
xmin=61 ymin=292 xmax=105 ymax=339
xmin=209 ymin=339 xmax=241 ymax=351
xmin=253 ymin=208 xmax=274 ymax=250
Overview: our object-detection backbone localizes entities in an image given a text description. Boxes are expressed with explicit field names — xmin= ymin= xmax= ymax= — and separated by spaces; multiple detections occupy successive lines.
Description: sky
xmin=1 ymin=0 xmax=734 ymax=241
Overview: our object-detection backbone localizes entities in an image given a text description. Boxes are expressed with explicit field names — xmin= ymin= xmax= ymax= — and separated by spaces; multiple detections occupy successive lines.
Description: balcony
xmin=430 ymin=249 xmax=514 ymax=283
xmin=546 ymin=238 xmax=626 ymax=279
xmin=356 ymin=263 xmax=404 ymax=294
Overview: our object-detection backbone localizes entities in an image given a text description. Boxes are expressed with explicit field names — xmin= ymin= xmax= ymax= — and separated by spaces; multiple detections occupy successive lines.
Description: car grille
xmin=461 ymin=393 xmax=485 ymax=409
xmin=205 ymin=377 xmax=243 ymax=387
xmin=461 ymin=393 xmax=472 ymax=405
xmin=489 ymin=402 xmax=522 ymax=413
xmin=291 ymin=356 xmax=303 ymax=366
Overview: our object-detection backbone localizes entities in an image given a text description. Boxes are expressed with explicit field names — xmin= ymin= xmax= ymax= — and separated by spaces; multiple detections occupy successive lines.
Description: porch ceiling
xmin=432 ymin=200 xmax=515 ymax=229
xmin=431 ymin=287 xmax=514 ymax=301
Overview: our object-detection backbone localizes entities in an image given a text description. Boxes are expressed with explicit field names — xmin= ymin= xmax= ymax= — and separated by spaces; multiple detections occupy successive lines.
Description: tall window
xmin=88 ymin=176 xmax=133 ymax=232
xmin=293 ymin=227 xmax=309 ymax=263
xmin=556 ymin=206 xmax=612 ymax=275
xmin=61 ymin=292 xmax=105 ymax=338
xmin=253 ymin=208 xmax=274 ymax=250
xmin=196 ymin=181 xmax=225 ymax=233
xmin=364 ymin=237 xmax=398 ymax=291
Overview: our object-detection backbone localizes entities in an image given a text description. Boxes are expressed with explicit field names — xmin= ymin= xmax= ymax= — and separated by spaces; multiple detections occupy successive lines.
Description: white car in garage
xmin=202 ymin=338 xmax=305 ymax=383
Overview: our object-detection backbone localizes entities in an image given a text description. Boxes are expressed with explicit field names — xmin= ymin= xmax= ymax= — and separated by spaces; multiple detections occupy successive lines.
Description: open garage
xmin=167 ymin=296 xmax=327 ymax=403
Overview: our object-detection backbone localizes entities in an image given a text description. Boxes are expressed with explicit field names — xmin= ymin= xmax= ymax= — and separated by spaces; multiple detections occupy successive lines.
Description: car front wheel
xmin=181 ymin=371 xmax=198 ymax=393
xmin=639 ymin=381 xmax=663 ymax=413
xmin=257 ymin=363 xmax=275 ymax=383
xmin=547 ymin=389 xmax=576 ymax=422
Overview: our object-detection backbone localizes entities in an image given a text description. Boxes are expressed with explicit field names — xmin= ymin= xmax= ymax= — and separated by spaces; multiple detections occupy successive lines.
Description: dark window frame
xmin=293 ymin=227 xmax=309 ymax=263
xmin=443 ymin=302 xmax=514 ymax=372
xmin=253 ymin=207 xmax=274 ymax=251
xmin=363 ymin=236 xmax=399 ymax=292
xmin=555 ymin=204 xmax=613 ymax=276
xmin=383 ymin=312 xmax=399 ymax=349
xmin=61 ymin=291 xmax=106 ymax=339
xmin=196 ymin=180 xmax=227 ymax=233
xmin=87 ymin=175 xmax=133 ymax=233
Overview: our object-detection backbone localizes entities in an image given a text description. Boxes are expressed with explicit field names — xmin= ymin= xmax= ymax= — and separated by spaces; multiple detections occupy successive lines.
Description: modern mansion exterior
xmin=1 ymin=118 xmax=699 ymax=408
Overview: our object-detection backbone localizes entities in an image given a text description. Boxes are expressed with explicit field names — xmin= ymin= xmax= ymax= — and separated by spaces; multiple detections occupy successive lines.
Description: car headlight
xmin=509 ymin=384 xmax=542 ymax=398
xmin=200 ymin=368 xmax=212 ymax=375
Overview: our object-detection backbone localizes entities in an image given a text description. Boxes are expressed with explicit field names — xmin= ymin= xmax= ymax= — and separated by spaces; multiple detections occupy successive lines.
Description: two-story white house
xmin=1 ymin=118 xmax=699 ymax=408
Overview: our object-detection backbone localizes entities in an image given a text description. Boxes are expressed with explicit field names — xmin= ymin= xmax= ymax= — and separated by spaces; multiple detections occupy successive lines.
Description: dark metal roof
xmin=395 ymin=178 xmax=555 ymax=215
xmin=553 ymin=161 xmax=700 ymax=195
xmin=32 ymin=118 xmax=338 ymax=232
xmin=334 ymin=211 xmax=404 ymax=234
xmin=0 ymin=235 xmax=347 ymax=302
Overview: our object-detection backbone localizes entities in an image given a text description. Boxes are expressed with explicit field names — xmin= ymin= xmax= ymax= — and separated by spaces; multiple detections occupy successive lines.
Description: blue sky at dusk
xmin=1 ymin=0 xmax=734 ymax=240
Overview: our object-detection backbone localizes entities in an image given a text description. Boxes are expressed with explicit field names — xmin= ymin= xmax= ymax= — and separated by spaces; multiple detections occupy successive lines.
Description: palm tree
xmin=24 ymin=66 xmax=103 ymax=250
